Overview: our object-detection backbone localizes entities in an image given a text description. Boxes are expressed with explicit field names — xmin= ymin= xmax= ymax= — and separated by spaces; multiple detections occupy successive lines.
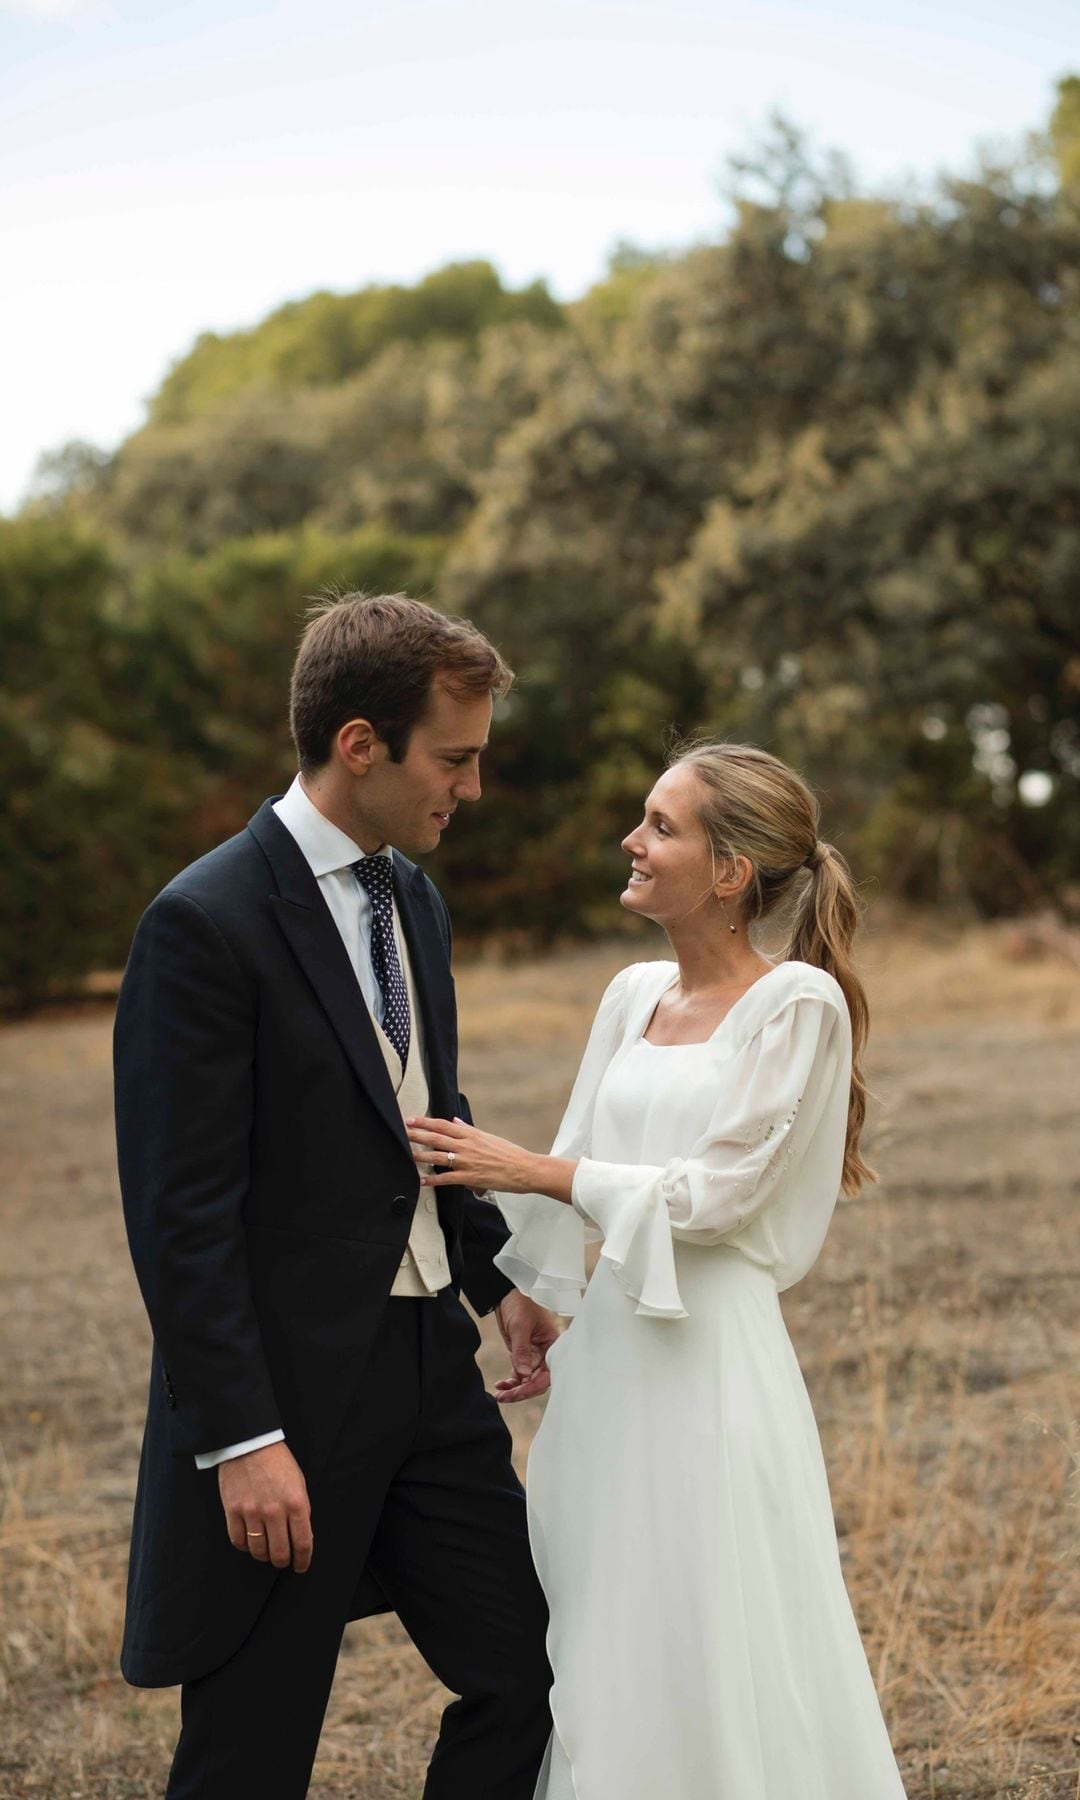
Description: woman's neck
xmin=664 ymin=920 xmax=772 ymax=997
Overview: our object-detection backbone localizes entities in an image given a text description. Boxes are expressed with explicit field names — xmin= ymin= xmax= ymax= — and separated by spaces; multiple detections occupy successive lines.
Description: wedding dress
xmin=495 ymin=959 xmax=907 ymax=1800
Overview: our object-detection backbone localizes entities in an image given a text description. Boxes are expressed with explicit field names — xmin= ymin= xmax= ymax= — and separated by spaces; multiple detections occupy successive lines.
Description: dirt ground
xmin=1 ymin=914 xmax=1078 ymax=1799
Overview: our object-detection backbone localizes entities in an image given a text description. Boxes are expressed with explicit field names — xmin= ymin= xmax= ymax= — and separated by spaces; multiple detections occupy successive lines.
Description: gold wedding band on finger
xmin=246 ymin=1530 xmax=265 ymax=1539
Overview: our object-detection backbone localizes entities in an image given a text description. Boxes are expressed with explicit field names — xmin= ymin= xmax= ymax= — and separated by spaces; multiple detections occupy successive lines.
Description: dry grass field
xmin=1 ymin=915 xmax=1078 ymax=1798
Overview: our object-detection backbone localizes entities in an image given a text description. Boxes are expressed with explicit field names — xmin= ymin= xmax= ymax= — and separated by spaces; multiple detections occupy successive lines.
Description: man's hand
xmin=219 ymin=1441 xmax=313 ymax=1573
xmin=492 ymin=1289 xmax=560 ymax=1404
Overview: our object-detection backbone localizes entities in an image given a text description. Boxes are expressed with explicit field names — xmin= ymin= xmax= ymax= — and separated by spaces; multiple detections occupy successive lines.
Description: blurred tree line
xmin=3 ymin=85 xmax=1080 ymax=1001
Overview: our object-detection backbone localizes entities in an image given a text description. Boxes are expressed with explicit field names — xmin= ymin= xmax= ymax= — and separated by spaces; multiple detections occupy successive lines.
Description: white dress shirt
xmin=194 ymin=775 xmax=434 ymax=1469
xmin=274 ymin=773 xmax=393 ymax=1019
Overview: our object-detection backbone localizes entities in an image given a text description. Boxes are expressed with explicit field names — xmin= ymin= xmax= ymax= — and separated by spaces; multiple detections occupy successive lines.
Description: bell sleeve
xmin=571 ymin=990 xmax=847 ymax=1319
xmin=493 ymin=965 xmax=632 ymax=1315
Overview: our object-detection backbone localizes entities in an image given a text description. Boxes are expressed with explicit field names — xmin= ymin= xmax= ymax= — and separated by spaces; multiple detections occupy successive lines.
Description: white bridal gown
xmin=495 ymin=959 xmax=908 ymax=1800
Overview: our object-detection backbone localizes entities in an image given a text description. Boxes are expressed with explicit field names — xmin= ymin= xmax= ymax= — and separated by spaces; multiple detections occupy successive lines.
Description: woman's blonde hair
xmin=670 ymin=740 xmax=874 ymax=1196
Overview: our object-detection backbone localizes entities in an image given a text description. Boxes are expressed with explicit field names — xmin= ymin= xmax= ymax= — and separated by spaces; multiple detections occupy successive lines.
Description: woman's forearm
xmin=405 ymin=1114 xmax=579 ymax=1201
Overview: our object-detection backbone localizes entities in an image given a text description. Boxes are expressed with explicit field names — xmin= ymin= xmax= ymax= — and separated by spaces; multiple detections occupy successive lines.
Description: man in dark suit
xmin=114 ymin=592 xmax=557 ymax=1798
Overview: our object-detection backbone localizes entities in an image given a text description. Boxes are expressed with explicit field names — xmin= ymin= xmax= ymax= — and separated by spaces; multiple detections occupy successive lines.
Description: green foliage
xmin=1050 ymin=75 xmax=1080 ymax=189
xmin=150 ymin=261 xmax=565 ymax=425
xmin=1 ymin=522 xmax=445 ymax=1001
xmin=0 ymin=519 xmax=162 ymax=1002
xmin=658 ymin=358 xmax=1080 ymax=908
xmin=101 ymin=321 xmax=578 ymax=553
xmin=570 ymin=240 xmax=672 ymax=345
xmin=7 ymin=82 xmax=1080 ymax=996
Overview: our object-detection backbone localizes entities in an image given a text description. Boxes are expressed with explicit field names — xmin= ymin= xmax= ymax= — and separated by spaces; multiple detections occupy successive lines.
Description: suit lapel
xmin=248 ymin=801 xmax=412 ymax=1158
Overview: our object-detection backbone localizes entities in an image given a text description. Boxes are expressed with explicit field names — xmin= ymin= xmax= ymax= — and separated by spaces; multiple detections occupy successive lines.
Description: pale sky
xmin=1 ymin=0 xmax=1075 ymax=513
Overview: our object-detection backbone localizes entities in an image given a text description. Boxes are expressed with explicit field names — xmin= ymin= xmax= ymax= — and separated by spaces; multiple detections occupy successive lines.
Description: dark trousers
xmin=166 ymin=1292 xmax=552 ymax=1799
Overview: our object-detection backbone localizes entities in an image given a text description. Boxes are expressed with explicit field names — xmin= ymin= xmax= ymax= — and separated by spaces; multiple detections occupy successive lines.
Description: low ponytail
xmin=788 ymin=842 xmax=874 ymax=1196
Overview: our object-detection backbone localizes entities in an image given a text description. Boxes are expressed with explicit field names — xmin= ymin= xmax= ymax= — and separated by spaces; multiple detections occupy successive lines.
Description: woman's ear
xmin=715 ymin=853 xmax=752 ymax=901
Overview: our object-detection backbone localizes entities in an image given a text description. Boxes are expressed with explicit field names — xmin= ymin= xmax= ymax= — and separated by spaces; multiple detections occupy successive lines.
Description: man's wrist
xmin=195 ymin=1427 xmax=285 ymax=1470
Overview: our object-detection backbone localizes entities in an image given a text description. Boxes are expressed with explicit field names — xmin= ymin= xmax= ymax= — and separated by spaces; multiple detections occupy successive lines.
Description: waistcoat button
xmin=391 ymin=1194 xmax=409 ymax=1216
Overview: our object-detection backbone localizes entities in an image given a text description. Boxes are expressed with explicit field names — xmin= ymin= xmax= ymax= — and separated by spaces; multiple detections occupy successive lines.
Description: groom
xmin=114 ymin=592 xmax=556 ymax=1797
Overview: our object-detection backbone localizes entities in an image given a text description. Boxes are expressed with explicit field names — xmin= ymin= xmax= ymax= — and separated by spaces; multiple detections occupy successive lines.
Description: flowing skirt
xmin=527 ymin=1243 xmax=907 ymax=1799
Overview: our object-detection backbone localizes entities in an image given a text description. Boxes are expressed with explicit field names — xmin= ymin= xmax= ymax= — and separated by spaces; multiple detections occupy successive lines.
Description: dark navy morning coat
xmin=114 ymin=799 xmax=514 ymax=1687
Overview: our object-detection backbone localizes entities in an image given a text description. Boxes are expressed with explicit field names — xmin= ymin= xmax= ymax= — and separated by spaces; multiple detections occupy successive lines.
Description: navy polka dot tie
xmin=352 ymin=855 xmax=411 ymax=1070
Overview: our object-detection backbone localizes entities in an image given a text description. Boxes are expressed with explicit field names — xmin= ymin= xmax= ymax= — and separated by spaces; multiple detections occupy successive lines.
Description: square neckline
xmin=636 ymin=960 xmax=789 ymax=1048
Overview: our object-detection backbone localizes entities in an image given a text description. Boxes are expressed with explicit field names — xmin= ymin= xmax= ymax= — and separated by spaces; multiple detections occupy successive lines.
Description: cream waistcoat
xmin=377 ymin=914 xmax=451 ymax=1297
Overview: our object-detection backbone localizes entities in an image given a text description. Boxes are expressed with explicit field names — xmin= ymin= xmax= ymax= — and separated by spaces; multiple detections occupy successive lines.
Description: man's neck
xmin=298 ymin=772 xmax=385 ymax=856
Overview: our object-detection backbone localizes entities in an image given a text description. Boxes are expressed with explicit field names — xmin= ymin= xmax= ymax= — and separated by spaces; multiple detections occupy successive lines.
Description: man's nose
xmin=456 ymin=767 xmax=482 ymax=802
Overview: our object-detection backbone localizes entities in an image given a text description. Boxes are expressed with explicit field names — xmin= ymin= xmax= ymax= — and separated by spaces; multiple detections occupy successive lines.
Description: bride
xmin=408 ymin=741 xmax=908 ymax=1799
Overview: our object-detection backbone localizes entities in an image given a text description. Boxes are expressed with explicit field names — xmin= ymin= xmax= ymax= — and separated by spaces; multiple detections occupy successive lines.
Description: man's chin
xmin=399 ymin=825 xmax=443 ymax=858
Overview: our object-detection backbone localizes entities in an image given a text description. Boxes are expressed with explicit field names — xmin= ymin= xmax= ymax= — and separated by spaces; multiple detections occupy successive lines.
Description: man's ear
xmin=336 ymin=717 xmax=383 ymax=777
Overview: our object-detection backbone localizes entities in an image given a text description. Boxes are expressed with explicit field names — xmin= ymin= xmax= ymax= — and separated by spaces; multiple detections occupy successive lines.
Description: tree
xmin=149 ymin=262 xmax=566 ymax=425
xmin=10 ymin=87 xmax=1080 ymax=995
xmin=1049 ymin=75 xmax=1080 ymax=189
xmin=0 ymin=520 xmax=446 ymax=1000
xmin=658 ymin=359 xmax=1080 ymax=907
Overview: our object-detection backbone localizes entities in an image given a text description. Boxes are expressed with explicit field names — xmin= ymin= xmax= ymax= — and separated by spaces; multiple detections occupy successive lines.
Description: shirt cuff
xmin=194 ymin=1428 xmax=285 ymax=1470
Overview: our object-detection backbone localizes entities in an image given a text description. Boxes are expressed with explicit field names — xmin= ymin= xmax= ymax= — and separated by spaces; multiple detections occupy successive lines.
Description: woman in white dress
xmin=408 ymin=742 xmax=908 ymax=1799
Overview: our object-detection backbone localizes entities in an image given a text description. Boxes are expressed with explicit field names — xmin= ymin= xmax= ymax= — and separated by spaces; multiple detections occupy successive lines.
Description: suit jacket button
xmin=392 ymin=1194 xmax=409 ymax=1216
xmin=166 ymin=1395 xmax=177 ymax=1410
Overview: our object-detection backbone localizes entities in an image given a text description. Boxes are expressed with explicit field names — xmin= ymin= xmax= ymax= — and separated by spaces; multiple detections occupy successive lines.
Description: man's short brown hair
xmin=290 ymin=591 xmax=515 ymax=771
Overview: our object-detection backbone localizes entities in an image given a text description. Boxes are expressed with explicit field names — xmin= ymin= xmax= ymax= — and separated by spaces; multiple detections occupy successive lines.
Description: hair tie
xmin=805 ymin=841 xmax=826 ymax=871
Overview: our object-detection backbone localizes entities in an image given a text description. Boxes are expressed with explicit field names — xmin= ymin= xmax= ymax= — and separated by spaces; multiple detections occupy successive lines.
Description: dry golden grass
xmin=1 ymin=912 xmax=1078 ymax=1797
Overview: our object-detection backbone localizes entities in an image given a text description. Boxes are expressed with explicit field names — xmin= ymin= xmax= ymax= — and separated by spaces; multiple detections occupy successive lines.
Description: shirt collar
xmin=275 ymin=774 xmax=391 ymax=879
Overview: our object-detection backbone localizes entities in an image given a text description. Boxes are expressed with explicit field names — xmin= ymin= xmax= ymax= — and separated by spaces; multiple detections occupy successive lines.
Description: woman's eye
xmin=655 ymin=822 xmax=669 ymax=836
